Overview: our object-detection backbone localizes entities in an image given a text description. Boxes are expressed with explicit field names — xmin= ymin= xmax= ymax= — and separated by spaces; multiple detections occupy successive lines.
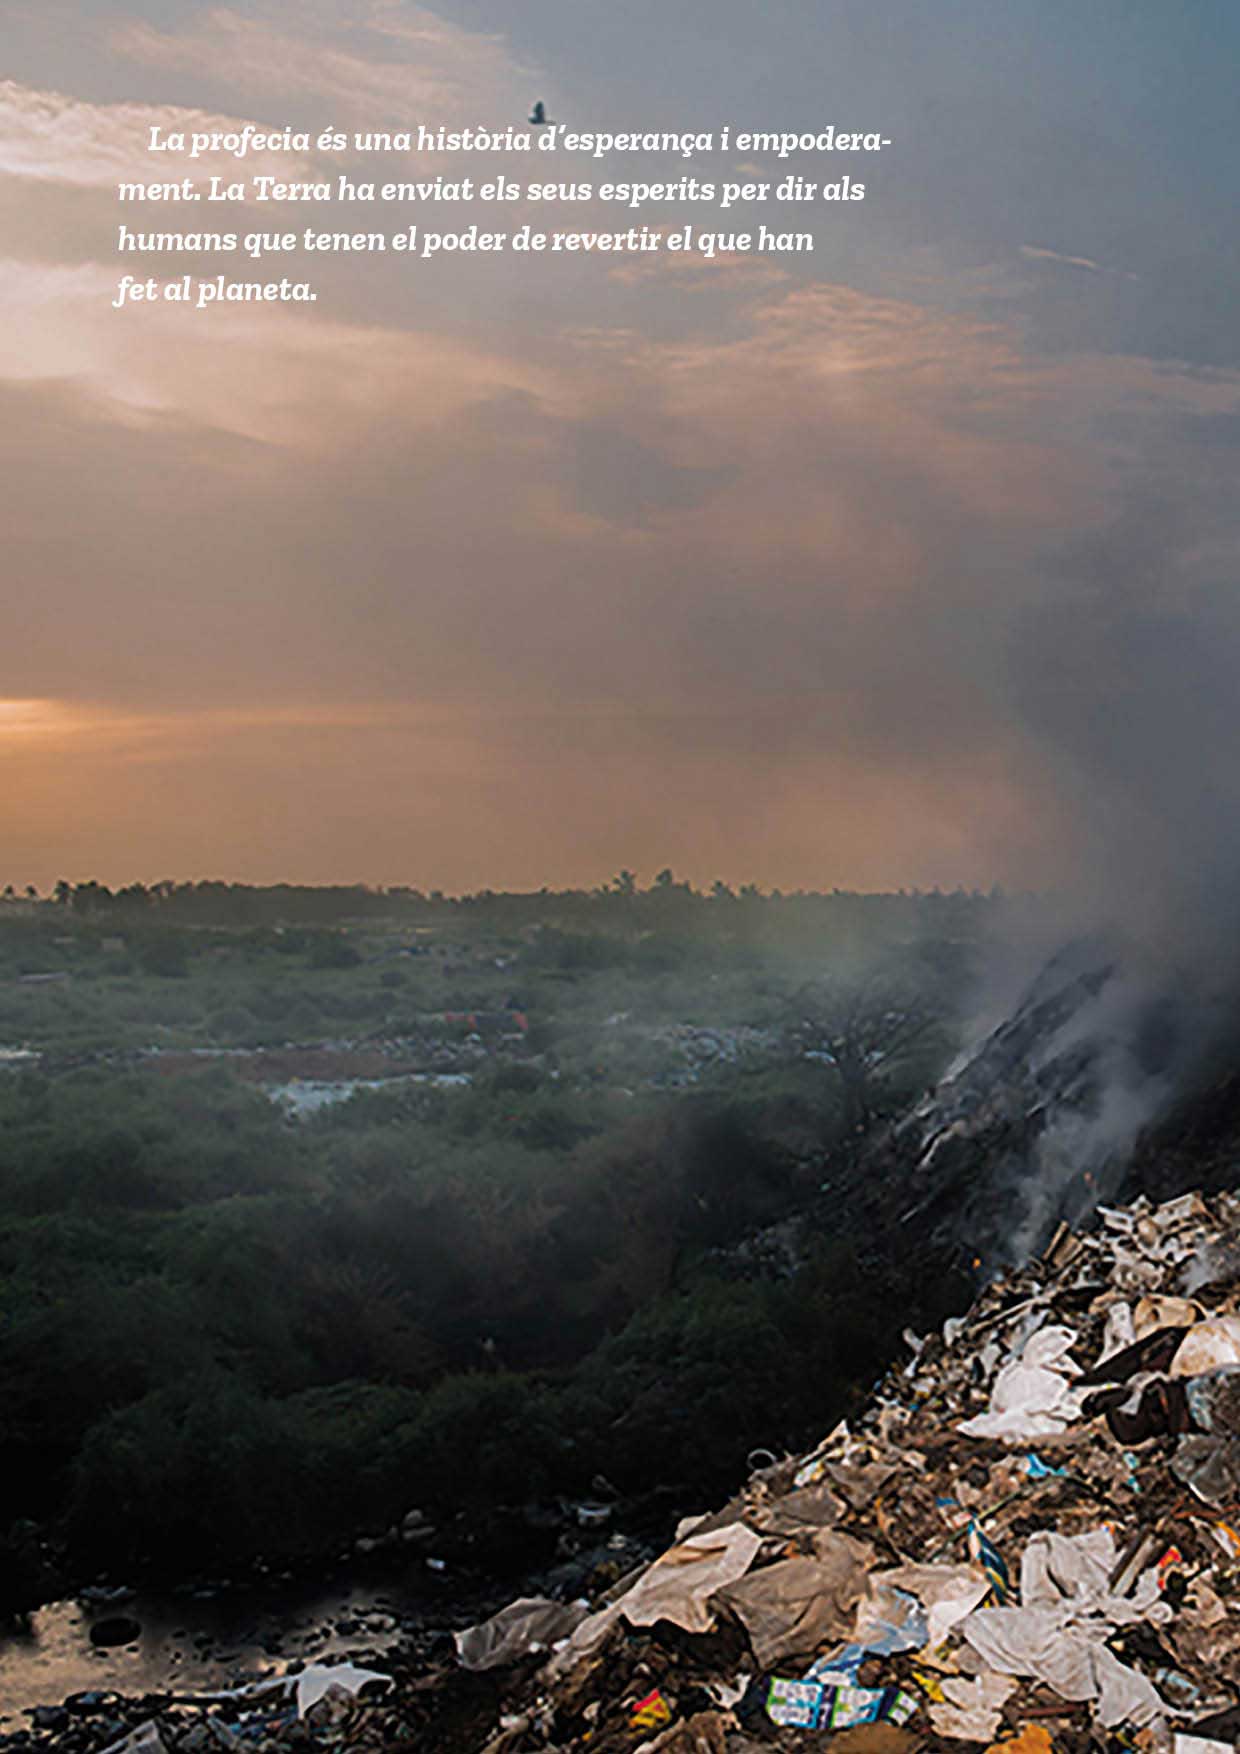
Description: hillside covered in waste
xmin=23 ymin=1182 xmax=1240 ymax=1752
xmin=440 ymin=1183 xmax=1240 ymax=1752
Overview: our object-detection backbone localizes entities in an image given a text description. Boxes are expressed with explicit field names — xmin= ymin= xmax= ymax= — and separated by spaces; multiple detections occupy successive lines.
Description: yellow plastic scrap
xmin=912 ymin=1669 xmax=947 ymax=1703
xmin=631 ymin=1688 xmax=672 ymax=1731
xmin=986 ymin=1726 xmax=1055 ymax=1754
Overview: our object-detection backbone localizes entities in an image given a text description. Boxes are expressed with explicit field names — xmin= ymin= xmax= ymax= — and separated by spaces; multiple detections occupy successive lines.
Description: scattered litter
xmin=98 ymin=1725 xmax=167 ymax=1754
xmin=620 ymin=1522 xmax=763 ymax=1634
xmin=767 ymin=1677 xmax=918 ymax=1731
xmin=460 ymin=1188 xmax=1240 ymax=1750
xmin=27 ymin=1186 xmax=1240 ymax=1754
xmin=631 ymin=1687 xmax=672 ymax=1729
xmin=987 ymin=1724 xmax=1056 ymax=1754
xmin=872 ymin=1563 xmax=991 ymax=1647
xmin=455 ymin=1595 xmax=589 ymax=1670
xmin=1171 ymin=1316 xmax=1240 ymax=1376
xmin=967 ymin=1519 xmax=1013 ymax=1604
xmin=929 ymin=1670 xmax=1019 ymax=1740
xmin=957 ymin=1325 xmax=1085 ymax=1442
xmin=720 ymin=1528 xmax=872 ymax=1665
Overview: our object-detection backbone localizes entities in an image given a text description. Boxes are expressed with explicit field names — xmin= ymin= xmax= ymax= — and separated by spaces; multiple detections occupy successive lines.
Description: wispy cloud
xmin=112 ymin=3 xmax=535 ymax=125
xmin=0 ymin=256 xmax=550 ymax=445
xmin=1020 ymin=243 xmax=1104 ymax=273
xmin=1019 ymin=243 xmax=1138 ymax=281
xmin=0 ymin=78 xmax=315 ymax=188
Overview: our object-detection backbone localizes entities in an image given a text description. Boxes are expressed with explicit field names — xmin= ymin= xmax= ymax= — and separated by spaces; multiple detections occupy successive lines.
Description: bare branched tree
xmin=791 ymin=971 xmax=945 ymax=1130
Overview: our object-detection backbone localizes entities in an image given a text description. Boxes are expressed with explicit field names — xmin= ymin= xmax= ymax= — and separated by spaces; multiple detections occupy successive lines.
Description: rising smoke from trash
xmin=950 ymin=467 xmax=1240 ymax=1255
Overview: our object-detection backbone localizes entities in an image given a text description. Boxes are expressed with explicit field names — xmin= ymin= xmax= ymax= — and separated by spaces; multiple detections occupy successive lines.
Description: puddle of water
xmin=0 ymin=1580 xmax=410 ymax=1726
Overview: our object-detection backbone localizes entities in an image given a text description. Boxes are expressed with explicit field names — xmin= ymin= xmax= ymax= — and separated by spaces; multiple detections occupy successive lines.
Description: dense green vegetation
xmin=0 ymin=880 xmax=994 ymax=1609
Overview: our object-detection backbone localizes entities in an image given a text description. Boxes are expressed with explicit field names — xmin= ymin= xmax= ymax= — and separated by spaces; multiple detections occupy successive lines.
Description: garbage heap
xmin=458 ymin=1187 xmax=1240 ymax=1753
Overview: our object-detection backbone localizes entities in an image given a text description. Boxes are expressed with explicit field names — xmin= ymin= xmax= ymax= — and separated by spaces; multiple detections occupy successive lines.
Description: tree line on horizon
xmin=0 ymin=873 xmax=1009 ymax=930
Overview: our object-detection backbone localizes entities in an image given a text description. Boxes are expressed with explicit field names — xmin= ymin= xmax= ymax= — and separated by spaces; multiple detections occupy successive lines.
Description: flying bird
xmin=529 ymin=100 xmax=550 ymax=125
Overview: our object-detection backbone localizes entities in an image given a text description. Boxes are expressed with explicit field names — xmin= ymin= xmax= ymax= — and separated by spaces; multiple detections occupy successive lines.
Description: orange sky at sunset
xmin=4 ymin=2 xmax=1239 ymax=894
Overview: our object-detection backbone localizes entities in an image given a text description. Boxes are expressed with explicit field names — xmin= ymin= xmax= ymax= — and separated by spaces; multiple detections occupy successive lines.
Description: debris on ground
xmin=9 ymin=1187 xmax=1239 ymax=1751
xmin=455 ymin=1186 xmax=1240 ymax=1751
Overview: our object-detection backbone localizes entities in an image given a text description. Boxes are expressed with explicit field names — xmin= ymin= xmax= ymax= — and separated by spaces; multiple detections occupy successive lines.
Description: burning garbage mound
xmin=452 ymin=1185 xmax=1240 ymax=1752
xmin=879 ymin=938 xmax=1225 ymax=1266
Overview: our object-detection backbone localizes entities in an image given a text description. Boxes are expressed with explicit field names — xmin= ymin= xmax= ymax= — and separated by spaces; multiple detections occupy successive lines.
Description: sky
xmin=2 ymin=0 xmax=1239 ymax=895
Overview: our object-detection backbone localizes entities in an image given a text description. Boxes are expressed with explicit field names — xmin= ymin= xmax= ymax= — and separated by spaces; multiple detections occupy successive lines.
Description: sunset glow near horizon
xmin=3 ymin=2 xmax=1239 ymax=896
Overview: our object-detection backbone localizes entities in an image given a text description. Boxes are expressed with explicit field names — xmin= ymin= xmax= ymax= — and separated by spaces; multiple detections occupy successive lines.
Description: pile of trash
xmin=12 ymin=1187 xmax=1238 ymax=1753
xmin=454 ymin=1187 xmax=1240 ymax=1752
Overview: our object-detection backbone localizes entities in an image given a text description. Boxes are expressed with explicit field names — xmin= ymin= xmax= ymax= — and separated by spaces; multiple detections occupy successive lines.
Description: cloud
xmin=112 ymin=3 xmax=535 ymax=125
xmin=1019 ymin=243 xmax=1138 ymax=282
xmin=0 ymin=78 xmax=316 ymax=189
xmin=3 ymin=239 xmax=1238 ymax=890
xmin=0 ymin=255 xmax=550 ymax=445
xmin=1020 ymin=243 xmax=1104 ymax=273
xmin=2 ymin=6 xmax=1238 ymax=892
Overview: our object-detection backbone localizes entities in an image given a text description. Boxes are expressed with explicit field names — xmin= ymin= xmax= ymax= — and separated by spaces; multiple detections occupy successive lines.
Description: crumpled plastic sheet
xmin=1184 ymin=1366 xmax=1240 ymax=1434
xmin=294 ymin=1663 xmax=393 ymax=1717
xmin=1099 ymin=1301 xmax=1136 ymax=1360
xmin=960 ymin=1529 xmax=1172 ymax=1728
xmin=718 ymin=1528 xmax=873 ymax=1667
xmin=619 ymin=1521 xmax=762 ymax=1634
xmin=193 ymin=1660 xmax=393 ymax=1720
xmin=872 ymin=1563 xmax=993 ymax=1648
xmin=812 ymin=1582 xmax=929 ymax=1681
xmin=98 ymin=1725 xmax=167 ymax=1754
xmin=1021 ymin=1528 xmax=1117 ymax=1609
xmin=1171 ymin=1433 xmax=1240 ymax=1506
xmin=455 ymin=1596 xmax=590 ymax=1670
xmin=852 ymin=1581 xmax=928 ymax=1656
xmin=962 ymin=1609 xmax=1167 ymax=1727
xmin=823 ymin=1459 xmax=900 ymax=1510
xmin=957 ymin=1324 xmax=1085 ymax=1442
xmin=748 ymin=1481 xmax=845 ymax=1536
xmin=1170 ymin=1316 xmax=1240 ymax=1377
xmin=544 ymin=1599 xmax=625 ymax=1676
xmin=928 ymin=1670 xmax=1018 ymax=1740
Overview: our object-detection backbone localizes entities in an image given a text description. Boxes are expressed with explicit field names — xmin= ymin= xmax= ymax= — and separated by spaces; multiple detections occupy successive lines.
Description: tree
xmin=792 ymin=971 xmax=944 ymax=1131
xmin=70 ymin=880 xmax=114 ymax=914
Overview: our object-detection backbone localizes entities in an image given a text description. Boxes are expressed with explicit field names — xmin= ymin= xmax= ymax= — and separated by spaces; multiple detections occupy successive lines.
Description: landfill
xmin=454 ymin=1186 xmax=1240 ymax=1752
xmin=9 ymin=1186 xmax=1240 ymax=1752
